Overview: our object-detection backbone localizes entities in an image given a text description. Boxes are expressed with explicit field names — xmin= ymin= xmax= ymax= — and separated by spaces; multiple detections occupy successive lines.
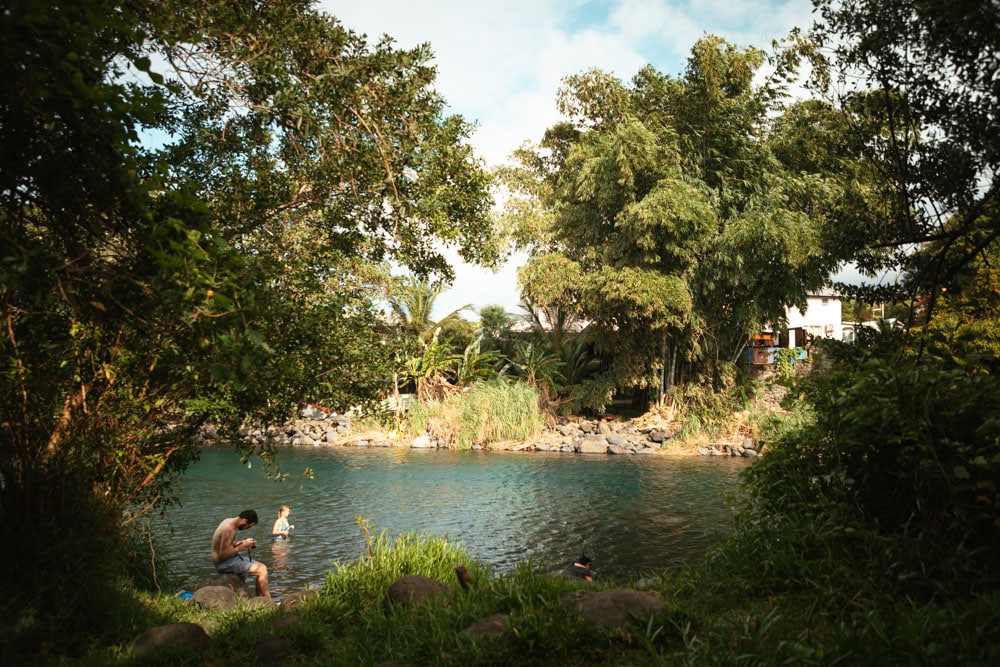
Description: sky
xmin=317 ymin=0 xmax=820 ymax=319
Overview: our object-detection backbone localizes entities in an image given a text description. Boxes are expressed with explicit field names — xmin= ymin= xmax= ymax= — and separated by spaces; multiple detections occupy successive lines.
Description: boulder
xmin=194 ymin=572 xmax=246 ymax=593
xmin=192 ymin=585 xmax=238 ymax=611
xmin=648 ymin=428 xmax=672 ymax=443
xmin=386 ymin=574 xmax=451 ymax=606
xmin=133 ymin=622 xmax=211 ymax=658
xmin=281 ymin=588 xmax=321 ymax=611
xmin=561 ymin=588 xmax=665 ymax=629
xmin=411 ymin=435 xmax=433 ymax=448
xmin=577 ymin=436 xmax=609 ymax=454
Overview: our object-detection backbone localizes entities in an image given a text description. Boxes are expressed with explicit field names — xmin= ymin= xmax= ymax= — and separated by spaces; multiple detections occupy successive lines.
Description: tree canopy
xmin=504 ymin=36 xmax=866 ymax=409
xmin=0 ymin=0 xmax=498 ymax=648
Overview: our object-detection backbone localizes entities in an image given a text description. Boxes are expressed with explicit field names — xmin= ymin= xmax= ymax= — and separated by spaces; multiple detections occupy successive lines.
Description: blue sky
xmin=317 ymin=0 xmax=819 ymax=319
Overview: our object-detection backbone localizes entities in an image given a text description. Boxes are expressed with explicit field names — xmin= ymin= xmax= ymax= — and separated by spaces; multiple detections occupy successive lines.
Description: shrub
xmin=742 ymin=354 xmax=1000 ymax=591
xmin=405 ymin=380 xmax=544 ymax=449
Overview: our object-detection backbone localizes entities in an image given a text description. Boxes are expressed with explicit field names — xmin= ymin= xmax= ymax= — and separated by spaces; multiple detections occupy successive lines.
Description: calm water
xmin=155 ymin=447 xmax=751 ymax=600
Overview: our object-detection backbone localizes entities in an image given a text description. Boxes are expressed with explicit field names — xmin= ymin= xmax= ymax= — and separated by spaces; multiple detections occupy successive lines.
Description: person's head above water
xmin=238 ymin=509 xmax=259 ymax=527
xmin=577 ymin=554 xmax=592 ymax=567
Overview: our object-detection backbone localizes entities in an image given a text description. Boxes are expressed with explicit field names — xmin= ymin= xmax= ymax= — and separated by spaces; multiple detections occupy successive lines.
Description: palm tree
xmin=387 ymin=276 xmax=471 ymax=343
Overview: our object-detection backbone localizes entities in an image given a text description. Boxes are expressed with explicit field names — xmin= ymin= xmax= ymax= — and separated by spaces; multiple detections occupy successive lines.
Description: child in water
xmin=272 ymin=505 xmax=294 ymax=540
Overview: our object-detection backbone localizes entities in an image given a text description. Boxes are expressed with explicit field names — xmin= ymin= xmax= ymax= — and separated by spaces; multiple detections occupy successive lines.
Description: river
xmin=153 ymin=446 xmax=751 ymax=600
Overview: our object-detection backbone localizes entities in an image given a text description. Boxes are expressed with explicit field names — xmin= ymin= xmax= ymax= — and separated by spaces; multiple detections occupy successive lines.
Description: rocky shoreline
xmin=197 ymin=409 xmax=760 ymax=459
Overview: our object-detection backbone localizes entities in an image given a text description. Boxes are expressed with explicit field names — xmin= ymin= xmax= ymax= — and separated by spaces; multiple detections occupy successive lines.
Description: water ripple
xmin=155 ymin=447 xmax=749 ymax=599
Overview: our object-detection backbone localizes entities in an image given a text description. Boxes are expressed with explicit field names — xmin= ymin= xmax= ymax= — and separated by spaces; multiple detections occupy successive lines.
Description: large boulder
xmin=133 ymin=622 xmax=211 ymax=658
xmin=561 ymin=588 xmax=665 ymax=629
xmin=386 ymin=574 xmax=451 ymax=606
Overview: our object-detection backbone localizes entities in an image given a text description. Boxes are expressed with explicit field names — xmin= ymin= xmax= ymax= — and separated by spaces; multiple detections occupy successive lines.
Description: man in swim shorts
xmin=211 ymin=509 xmax=271 ymax=599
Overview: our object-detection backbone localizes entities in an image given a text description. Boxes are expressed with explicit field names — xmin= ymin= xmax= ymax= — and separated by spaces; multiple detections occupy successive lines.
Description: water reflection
xmin=157 ymin=447 xmax=750 ymax=600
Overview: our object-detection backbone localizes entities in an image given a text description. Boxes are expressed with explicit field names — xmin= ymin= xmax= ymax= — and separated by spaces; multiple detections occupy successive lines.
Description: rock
xmin=252 ymin=635 xmax=291 ymax=665
xmin=281 ymin=588 xmax=321 ymax=611
xmin=577 ymin=435 xmax=609 ymax=454
xmin=648 ymin=428 xmax=671 ymax=443
xmin=606 ymin=434 xmax=626 ymax=447
xmin=245 ymin=596 xmax=279 ymax=610
xmin=561 ymin=588 xmax=665 ymax=629
xmin=411 ymin=435 xmax=433 ymax=448
xmin=386 ymin=575 xmax=451 ymax=606
xmin=461 ymin=613 xmax=509 ymax=639
xmin=133 ymin=622 xmax=211 ymax=658
xmin=597 ymin=420 xmax=612 ymax=435
xmin=558 ymin=424 xmax=577 ymax=436
xmin=192 ymin=585 xmax=238 ymax=611
xmin=607 ymin=444 xmax=625 ymax=455
xmin=194 ymin=572 xmax=246 ymax=593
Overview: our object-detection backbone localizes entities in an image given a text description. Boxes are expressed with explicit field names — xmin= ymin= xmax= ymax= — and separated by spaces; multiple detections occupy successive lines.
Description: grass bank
xmin=44 ymin=513 xmax=1000 ymax=666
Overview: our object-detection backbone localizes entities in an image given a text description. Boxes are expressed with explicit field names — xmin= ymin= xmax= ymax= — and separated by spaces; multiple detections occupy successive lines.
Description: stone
xmin=133 ymin=622 xmax=211 ymax=658
xmin=245 ymin=596 xmax=279 ymax=610
xmin=411 ymin=435 xmax=433 ymax=448
xmin=386 ymin=574 xmax=451 ymax=606
xmin=281 ymin=588 xmax=321 ymax=610
xmin=461 ymin=613 xmax=509 ymax=639
xmin=192 ymin=585 xmax=238 ymax=611
xmin=561 ymin=588 xmax=665 ymax=629
xmin=607 ymin=433 xmax=626 ymax=447
xmin=577 ymin=436 xmax=609 ymax=454
xmin=648 ymin=428 xmax=671 ymax=443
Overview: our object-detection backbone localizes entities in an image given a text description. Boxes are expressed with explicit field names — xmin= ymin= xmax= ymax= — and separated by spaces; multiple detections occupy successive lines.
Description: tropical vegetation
xmin=1 ymin=0 xmax=999 ymax=663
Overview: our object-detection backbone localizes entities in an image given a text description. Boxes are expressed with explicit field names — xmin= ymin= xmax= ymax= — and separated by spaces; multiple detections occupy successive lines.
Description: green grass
xmin=405 ymin=379 xmax=545 ymax=449
xmin=35 ymin=513 xmax=997 ymax=667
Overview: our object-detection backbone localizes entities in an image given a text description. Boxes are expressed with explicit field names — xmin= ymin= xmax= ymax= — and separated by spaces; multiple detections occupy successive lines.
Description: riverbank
xmin=201 ymin=410 xmax=763 ymax=459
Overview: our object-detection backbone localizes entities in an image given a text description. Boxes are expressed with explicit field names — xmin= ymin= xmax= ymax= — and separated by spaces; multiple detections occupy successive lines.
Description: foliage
xmin=505 ymin=36 xmax=862 ymax=409
xmin=744 ymin=350 xmax=1000 ymax=587
xmin=56 ymin=517 xmax=1000 ymax=666
xmin=405 ymin=380 xmax=544 ymax=449
xmin=0 ymin=0 xmax=498 ymax=655
xmin=813 ymin=0 xmax=1000 ymax=317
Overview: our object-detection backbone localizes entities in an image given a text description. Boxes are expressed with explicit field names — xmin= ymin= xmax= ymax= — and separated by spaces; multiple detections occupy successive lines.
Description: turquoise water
xmin=156 ymin=447 xmax=751 ymax=600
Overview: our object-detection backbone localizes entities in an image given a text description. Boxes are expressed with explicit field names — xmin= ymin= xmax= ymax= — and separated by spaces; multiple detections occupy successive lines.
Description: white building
xmin=748 ymin=289 xmax=844 ymax=364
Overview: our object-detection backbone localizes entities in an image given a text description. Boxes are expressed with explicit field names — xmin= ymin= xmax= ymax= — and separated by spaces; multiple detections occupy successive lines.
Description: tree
xmin=0 ymin=0 xmax=497 ymax=652
xmin=813 ymin=0 xmax=1000 ymax=324
xmin=505 ymin=37 xmax=853 ymax=410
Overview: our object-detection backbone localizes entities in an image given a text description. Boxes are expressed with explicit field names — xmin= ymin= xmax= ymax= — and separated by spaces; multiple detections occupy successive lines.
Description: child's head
xmin=278 ymin=505 xmax=290 ymax=516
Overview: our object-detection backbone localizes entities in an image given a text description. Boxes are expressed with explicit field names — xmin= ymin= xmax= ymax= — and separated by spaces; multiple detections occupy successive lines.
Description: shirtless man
xmin=211 ymin=509 xmax=271 ymax=599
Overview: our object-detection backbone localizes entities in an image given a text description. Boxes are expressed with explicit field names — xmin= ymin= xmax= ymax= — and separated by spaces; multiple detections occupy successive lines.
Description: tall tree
xmin=0 ymin=0 xmax=497 ymax=651
xmin=812 ymin=0 xmax=1000 ymax=330
xmin=505 ymin=37 xmax=853 ymax=410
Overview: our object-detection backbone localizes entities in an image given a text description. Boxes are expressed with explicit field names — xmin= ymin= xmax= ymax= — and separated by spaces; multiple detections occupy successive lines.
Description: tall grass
xmin=406 ymin=380 xmax=544 ymax=449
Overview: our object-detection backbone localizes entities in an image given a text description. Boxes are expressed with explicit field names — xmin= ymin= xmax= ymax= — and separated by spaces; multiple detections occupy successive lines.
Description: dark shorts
xmin=215 ymin=554 xmax=252 ymax=580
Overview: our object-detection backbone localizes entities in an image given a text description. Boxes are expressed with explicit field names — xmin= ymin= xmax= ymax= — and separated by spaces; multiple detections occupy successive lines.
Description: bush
xmin=406 ymin=380 xmax=544 ymax=449
xmin=742 ymin=354 xmax=1000 ymax=591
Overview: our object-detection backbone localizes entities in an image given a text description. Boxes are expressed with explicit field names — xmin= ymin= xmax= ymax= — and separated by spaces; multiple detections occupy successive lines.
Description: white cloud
xmin=317 ymin=0 xmax=817 ymax=319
